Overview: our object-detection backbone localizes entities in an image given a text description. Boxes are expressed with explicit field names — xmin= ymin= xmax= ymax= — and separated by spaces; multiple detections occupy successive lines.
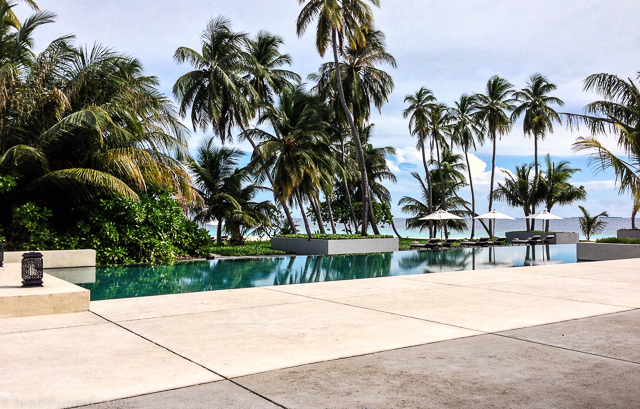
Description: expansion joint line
xmin=69 ymin=311 xmax=290 ymax=409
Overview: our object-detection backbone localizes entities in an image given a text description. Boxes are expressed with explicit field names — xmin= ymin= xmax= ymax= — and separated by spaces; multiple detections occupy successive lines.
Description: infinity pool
xmin=68 ymin=244 xmax=577 ymax=301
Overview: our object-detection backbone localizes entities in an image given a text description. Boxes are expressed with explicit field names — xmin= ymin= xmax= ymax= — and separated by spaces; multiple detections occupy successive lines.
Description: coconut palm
xmin=570 ymin=71 xmax=640 ymax=225
xmin=491 ymin=164 xmax=540 ymax=230
xmin=190 ymin=139 xmax=271 ymax=244
xmin=578 ymin=206 xmax=609 ymax=241
xmin=426 ymin=103 xmax=454 ymax=223
xmin=174 ymin=17 xmax=300 ymax=232
xmin=245 ymin=88 xmax=333 ymax=239
xmin=537 ymin=155 xmax=586 ymax=231
xmin=173 ymin=16 xmax=254 ymax=142
xmin=243 ymin=30 xmax=301 ymax=108
xmin=512 ymin=74 xmax=564 ymax=227
xmin=1 ymin=43 xmax=198 ymax=219
xmin=403 ymin=87 xmax=437 ymax=237
xmin=296 ymin=0 xmax=381 ymax=235
xmin=450 ymin=94 xmax=484 ymax=238
xmin=475 ymin=76 xmax=516 ymax=235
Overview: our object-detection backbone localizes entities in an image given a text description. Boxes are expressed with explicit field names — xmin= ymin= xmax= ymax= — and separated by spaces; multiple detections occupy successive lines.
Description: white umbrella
xmin=474 ymin=209 xmax=516 ymax=241
xmin=420 ymin=209 xmax=463 ymax=241
xmin=526 ymin=210 xmax=563 ymax=242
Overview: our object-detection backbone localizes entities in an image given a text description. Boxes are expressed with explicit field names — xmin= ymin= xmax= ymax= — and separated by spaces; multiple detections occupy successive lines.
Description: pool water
xmin=75 ymin=245 xmax=578 ymax=301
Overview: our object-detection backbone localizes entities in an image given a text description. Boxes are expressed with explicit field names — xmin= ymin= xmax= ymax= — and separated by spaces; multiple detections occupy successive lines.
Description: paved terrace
xmin=2 ymin=259 xmax=640 ymax=408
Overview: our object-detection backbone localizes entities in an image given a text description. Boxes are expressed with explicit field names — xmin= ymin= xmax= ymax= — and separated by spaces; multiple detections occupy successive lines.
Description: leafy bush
xmin=209 ymin=241 xmax=288 ymax=257
xmin=278 ymin=234 xmax=393 ymax=240
xmin=2 ymin=195 xmax=212 ymax=265
xmin=596 ymin=237 xmax=640 ymax=245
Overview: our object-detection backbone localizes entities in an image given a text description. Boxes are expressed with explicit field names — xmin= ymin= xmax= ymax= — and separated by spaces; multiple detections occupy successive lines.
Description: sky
xmin=17 ymin=0 xmax=640 ymax=218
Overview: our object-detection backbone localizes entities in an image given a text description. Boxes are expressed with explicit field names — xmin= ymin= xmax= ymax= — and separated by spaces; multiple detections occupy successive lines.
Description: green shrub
xmin=596 ymin=237 xmax=640 ymax=245
xmin=278 ymin=234 xmax=393 ymax=240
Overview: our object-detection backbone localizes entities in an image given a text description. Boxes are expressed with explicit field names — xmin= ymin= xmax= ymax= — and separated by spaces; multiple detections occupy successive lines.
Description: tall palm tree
xmin=578 ymin=206 xmax=608 ymax=241
xmin=243 ymin=31 xmax=301 ymax=108
xmin=475 ymin=76 xmax=515 ymax=236
xmin=173 ymin=16 xmax=254 ymax=142
xmin=245 ymin=88 xmax=333 ymax=239
xmin=512 ymin=74 xmax=564 ymax=228
xmin=173 ymin=16 xmax=300 ymax=232
xmin=450 ymin=94 xmax=484 ymax=238
xmin=296 ymin=0 xmax=380 ymax=235
xmin=426 ymin=103 xmax=453 ymax=220
xmin=537 ymin=155 xmax=586 ymax=231
xmin=570 ymin=71 xmax=640 ymax=226
xmin=403 ymin=87 xmax=437 ymax=237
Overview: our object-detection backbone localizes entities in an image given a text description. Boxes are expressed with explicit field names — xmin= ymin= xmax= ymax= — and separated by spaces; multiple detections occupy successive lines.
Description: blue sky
xmin=18 ymin=0 xmax=640 ymax=218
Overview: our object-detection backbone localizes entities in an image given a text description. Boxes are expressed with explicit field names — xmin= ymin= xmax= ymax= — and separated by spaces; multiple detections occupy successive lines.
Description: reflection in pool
xmin=76 ymin=244 xmax=577 ymax=301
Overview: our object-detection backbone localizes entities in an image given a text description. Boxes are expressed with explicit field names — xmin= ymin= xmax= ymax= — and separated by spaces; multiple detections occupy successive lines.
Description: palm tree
xmin=190 ymin=139 xmax=267 ymax=245
xmin=512 ymin=74 xmax=564 ymax=228
xmin=426 ymin=103 xmax=453 ymax=237
xmin=537 ymin=155 xmax=586 ymax=231
xmin=403 ymin=87 xmax=437 ymax=237
xmin=632 ymin=190 xmax=640 ymax=229
xmin=578 ymin=206 xmax=609 ymax=241
xmin=492 ymin=164 xmax=539 ymax=230
xmin=245 ymin=88 xmax=333 ymax=239
xmin=296 ymin=0 xmax=380 ymax=235
xmin=1 ymin=43 xmax=198 ymax=219
xmin=450 ymin=94 xmax=484 ymax=238
xmin=243 ymin=30 xmax=301 ymax=108
xmin=570 ymin=71 xmax=640 ymax=227
xmin=173 ymin=16 xmax=300 ymax=232
xmin=475 ymin=76 xmax=516 ymax=235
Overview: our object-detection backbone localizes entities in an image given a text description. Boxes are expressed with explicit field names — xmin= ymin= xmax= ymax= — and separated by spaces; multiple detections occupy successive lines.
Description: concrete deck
xmin=1 ymin=259 xmax=639 ymax=408
xmin=0 ymin=263 xmax=90 ymax=318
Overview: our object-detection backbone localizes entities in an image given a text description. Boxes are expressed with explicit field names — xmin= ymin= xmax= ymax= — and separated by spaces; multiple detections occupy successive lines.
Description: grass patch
xmin=596 ymin=237 xmax=640 ymax=245
xmin=209 ymin=240 xmax=288 ymax=257
xmin=277 ymin=234 xmax=393 ymax=240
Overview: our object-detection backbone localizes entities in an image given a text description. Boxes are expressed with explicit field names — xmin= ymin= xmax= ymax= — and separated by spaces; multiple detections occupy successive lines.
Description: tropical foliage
xmin=578 ymin=206 xmax=608 ymax=241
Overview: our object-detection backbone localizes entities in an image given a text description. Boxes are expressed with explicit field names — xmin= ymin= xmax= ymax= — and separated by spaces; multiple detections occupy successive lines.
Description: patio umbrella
xmin=474 ymin=209 xmax=516 ymax=241
xmin=526 ymin=210 xmax=563 ymax=242
xmin=419 ymin=209 xmax=464 ymax=241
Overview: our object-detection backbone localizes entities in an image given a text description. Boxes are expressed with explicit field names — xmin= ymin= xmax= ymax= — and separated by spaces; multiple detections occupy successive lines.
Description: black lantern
xmin=22 ymin=252 xmax=44 ymax=287
xmin=0 ymin=241 xmax=4 ymax=267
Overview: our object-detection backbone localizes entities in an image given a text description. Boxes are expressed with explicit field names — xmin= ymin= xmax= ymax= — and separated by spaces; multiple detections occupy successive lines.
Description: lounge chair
xmin=487 ymin=237 xmax=508 ymax=246
xmin=542 ymin=235 xmax=555 ymax=244
xmin=410 ymin=238 xmax=440 ymax=250
xmin=460 ymin=240 xmax=476 ymax=247
xmin=513 ymin=235 xmax=542 ymax=245
xmin=441 ymin=238 xmax=458 ymax=248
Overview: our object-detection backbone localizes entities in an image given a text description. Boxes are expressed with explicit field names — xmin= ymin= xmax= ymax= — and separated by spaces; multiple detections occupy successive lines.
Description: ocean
xmin=206 ymin=217 xmax=633 ymax=240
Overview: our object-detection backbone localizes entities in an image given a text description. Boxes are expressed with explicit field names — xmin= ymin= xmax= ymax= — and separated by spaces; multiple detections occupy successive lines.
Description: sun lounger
xmin=542 ymin=235 xmax=555 ymax=244
xmin=410 ymin=238 xmax=440 ymax=250
xmin=441 ymin=238 xmax=458 ymax=248
xmin=487 ymin=237 xmax=508 ymax=246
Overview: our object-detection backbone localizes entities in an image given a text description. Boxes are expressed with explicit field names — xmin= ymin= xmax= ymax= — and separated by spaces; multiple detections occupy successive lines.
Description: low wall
xmin=617 ymin=229 xmax=640 ymax=239
xmin=505 ymin=232 xmax=579 ymax=244
xmin=271 ymin=237 xmax=399 ymax=255
xmin=577 ymin=242 xmax=640 ymax=261
xmin=3 ymin=249 xmax=96 ymax=268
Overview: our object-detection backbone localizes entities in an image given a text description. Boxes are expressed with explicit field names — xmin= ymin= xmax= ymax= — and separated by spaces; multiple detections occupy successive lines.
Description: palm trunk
xmin=244 ymin=133 xmax=298 ymax=234
xmin=216 ymin=218 xmax=223 ymax=246
xmin=464 ymin=146 xmax=475 ymax=239
xmin=332 ymin=29 xmax=370 ymax=236
xmin=487 ymin=132 xmax=497 ymax=237
xmin=632 ymin=207 xmax=638 ymax=230
xmin=326 ymin=192 xmax=337 ymax=234
xmin=434 ymin=135 xmax=448 ymax=238
xmin=420 ymin=135 xmax=434 ymax=238
xmin=390 ymin=217 xmax=402 ymax=238
xmin=295 ymin=189 xmax=313 ymax=239
xmin=340 ymin=141 xmax=359 ymax=232
xmin=310 ymin=194 xmax=327 ymax=234
xmin=368 ymin=197 xmax=381 ymax=235
xmin=533 ymin=135 xmax=539 ymax=231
